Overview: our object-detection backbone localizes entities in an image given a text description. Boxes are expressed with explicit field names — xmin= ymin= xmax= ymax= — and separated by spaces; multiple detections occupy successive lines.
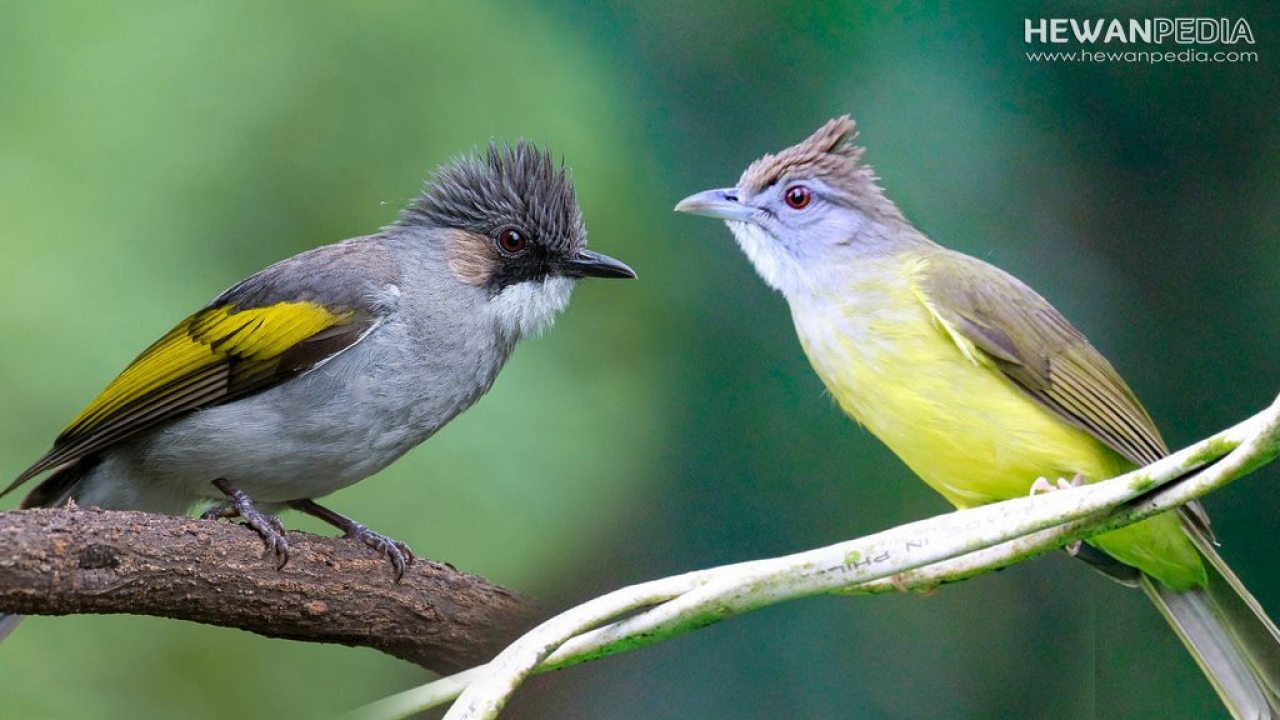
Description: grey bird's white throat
xmin=489 ymin=276 xmax=576 ymax=341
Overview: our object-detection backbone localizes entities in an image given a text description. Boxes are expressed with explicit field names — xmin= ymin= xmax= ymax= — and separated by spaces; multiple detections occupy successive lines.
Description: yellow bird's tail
xmin=1142 ymin=536 xmax=1280 ymax=719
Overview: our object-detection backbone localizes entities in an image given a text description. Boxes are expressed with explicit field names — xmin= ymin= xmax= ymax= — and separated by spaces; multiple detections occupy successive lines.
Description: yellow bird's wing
xmin=912 ymin=249 xmax=1168 ymax=467
xmin=5 ymin=240 xmax=396 ymax=498
xmin=913 ymin=249 xmax=1231 ymax=587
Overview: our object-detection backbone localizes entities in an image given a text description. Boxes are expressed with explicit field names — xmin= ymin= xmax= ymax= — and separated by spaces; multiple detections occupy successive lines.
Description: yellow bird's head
xmin=675 ymin=116 xmax=930 ymax=297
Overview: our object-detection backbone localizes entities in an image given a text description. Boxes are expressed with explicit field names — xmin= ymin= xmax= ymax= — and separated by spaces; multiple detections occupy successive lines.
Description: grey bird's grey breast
xmin=73 ymin=231 xmax=514 ymax=513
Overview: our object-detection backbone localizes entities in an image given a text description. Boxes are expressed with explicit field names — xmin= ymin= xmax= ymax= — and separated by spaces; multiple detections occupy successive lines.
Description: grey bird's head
xmin=675 ymin=116 xmax=925 ymax=297
xmin=401 ymin=141 xmax=634 ymax=340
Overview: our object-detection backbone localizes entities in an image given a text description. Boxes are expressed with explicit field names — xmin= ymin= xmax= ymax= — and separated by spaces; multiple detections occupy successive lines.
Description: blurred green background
xmin=2 ymin=1 xmax=1278 ymax=718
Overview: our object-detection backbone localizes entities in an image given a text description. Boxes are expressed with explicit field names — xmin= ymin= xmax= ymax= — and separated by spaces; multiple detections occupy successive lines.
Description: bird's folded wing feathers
xmin=4 ymin=240 xmax=397 ymax=497
xmin=911 ymin=250 xmax=1168 ymax=467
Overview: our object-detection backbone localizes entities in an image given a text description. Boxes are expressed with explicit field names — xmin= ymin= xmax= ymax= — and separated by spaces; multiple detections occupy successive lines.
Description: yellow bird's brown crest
xmin=737 ymin=115 xmax=875 ymax=193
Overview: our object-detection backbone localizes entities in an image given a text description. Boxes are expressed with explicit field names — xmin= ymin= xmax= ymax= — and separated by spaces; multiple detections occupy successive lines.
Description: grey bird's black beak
xmin=674 ymin=188 xmax=756 ymax=222
xmin=564 ymin=248 xmax=637 ymax=279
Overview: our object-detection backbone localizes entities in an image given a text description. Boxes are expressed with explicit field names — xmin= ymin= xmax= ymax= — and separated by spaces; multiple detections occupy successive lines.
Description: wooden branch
xmin=0 ymin=507 xmax=544 ymax=674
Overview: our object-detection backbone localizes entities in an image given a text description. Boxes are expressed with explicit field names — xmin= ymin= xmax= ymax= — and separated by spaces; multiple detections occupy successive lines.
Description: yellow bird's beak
xmin=674 ymin=188 xmax=757 ymax=222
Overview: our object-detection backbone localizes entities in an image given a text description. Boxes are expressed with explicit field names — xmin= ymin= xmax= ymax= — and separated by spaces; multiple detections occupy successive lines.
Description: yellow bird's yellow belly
xmin=791 ymin=276 xmax=1128 ymax=508
xmin=788 ymin=263 xmax=1205 ymax=590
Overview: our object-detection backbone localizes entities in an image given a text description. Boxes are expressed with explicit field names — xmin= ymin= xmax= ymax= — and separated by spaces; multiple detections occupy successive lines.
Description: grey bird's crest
xmin=402 ymin=141 xmax=586 ymax=255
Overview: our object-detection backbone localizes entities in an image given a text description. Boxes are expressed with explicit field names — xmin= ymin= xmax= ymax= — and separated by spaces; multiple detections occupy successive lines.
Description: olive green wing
xmin=911 ymin=249 xmax=1168 ymax=467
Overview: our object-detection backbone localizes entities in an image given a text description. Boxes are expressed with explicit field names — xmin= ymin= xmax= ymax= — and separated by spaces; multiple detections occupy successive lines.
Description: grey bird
xmin=1 ymin=142 xmax=634 ymax=638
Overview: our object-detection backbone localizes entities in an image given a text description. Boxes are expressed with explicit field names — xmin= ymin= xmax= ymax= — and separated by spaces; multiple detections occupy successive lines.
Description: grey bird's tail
xmin=0 ymin=614 xmax=21 ymax=643
xmin=1 ymin=460 xmax=89 ymax=643
xmin=1142 ymin=534 xmax=1280 ymax=719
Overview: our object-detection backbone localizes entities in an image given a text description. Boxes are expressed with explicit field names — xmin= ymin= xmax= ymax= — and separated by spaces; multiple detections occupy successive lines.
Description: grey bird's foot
xmin=207 ymin=478 xmax=290 ymax=569
xmin=288 ymin=498 xmax=415 ymax=581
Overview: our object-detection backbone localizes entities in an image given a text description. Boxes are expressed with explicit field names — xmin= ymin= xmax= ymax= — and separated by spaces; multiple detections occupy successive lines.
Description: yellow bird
xmin=677 ymin=116 xmax=1279 ymax=717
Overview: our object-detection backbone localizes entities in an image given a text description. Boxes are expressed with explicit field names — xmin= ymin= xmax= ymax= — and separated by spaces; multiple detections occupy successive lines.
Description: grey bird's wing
xmin=5 ymin=237 xmax=400 ymax=499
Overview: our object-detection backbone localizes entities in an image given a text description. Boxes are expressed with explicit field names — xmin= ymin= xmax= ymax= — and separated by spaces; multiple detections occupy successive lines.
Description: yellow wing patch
xmin=62 ymin=301 xmax=351 ymax=440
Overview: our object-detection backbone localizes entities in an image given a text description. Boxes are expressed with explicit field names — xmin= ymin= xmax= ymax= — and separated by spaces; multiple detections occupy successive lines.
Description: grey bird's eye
xmin=784 ymin=184 xmax=812 ymax=210
xmin=497 ymin=227 xmax=528 ymax=255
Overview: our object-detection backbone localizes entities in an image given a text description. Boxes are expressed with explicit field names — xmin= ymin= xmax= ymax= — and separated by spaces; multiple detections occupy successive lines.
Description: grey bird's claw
xmin=287 ymin=498 xmax=415 ymax=582
xmin=346 ymin=524 xmax=415 ymax=582
xmin=200 ymin=502 xmax=237 ymax=521
xmin=207 ymin=478 xmax=291 ymax=569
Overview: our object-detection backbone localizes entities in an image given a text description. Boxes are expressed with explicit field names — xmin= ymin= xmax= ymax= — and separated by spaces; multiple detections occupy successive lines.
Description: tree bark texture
xmin=0 ymin=507 xmax=543 ymax=674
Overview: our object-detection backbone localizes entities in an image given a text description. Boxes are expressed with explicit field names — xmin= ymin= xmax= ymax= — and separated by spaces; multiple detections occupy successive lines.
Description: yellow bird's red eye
xmin=784 ymin=185 xmax=812 ymax=210
xmin=497 ymin=228 xmax=528 ymax=254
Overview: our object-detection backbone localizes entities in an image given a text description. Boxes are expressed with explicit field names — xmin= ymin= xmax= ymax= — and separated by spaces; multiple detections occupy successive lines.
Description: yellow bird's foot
xmin=1029 ymin=474 xmax=1087 ymax=555
xmin=1029 ymin=475 xmax=1083 ymax=494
